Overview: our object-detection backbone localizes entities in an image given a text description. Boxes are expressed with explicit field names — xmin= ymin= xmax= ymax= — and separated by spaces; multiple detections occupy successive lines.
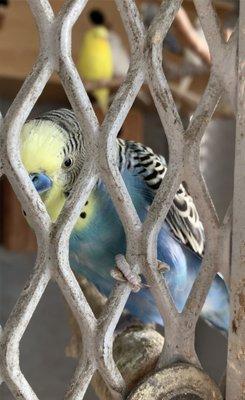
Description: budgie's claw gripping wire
xmin=111 ymin=254 xmax=142 ymax=293
xmin=111 ymin=256 xmax=170 ymax=292
xmin=157 ymin=261 xmax=170 ymax=273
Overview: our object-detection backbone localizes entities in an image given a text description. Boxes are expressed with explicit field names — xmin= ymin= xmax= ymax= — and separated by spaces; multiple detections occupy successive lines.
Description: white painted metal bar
xmin=226 ymin=1 xmax=245 ymax=398
xmin=0 ymin=0 xmax=242 ymax=399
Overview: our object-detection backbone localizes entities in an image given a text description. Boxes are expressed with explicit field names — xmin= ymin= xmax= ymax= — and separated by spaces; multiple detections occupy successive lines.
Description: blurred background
xmin=0 ymin=0 xmax=238 ymax=399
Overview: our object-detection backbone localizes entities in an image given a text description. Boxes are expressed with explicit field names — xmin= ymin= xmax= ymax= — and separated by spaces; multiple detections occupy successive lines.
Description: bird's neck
xmin=43 ymin=184 xmax=66 ymax=222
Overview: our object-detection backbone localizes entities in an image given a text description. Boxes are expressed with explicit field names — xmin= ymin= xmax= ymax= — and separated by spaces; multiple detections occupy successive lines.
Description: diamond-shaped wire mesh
xmin=0 ymin=0 xmax=243 ymax=399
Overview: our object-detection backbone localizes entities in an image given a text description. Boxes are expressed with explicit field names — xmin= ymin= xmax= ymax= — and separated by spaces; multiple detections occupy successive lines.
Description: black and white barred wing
xmin=166 ymin=183 xmax=205 ymax=256
xmin=118 ymin=139 xmax=205 ymax=256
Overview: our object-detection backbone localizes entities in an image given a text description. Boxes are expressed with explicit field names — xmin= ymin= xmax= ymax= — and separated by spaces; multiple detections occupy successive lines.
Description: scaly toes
xmin=111 ymin=267 xmax=127 ymax=283
xmin=157 ymin=261 xmax=170 ymax=273
xmin=110 ymin=254 xmax=142 ymax=293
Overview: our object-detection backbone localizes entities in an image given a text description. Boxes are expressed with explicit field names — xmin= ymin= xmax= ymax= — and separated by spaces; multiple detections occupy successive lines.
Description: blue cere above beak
xmin=30 ymin=172 xmax=52 ymax=194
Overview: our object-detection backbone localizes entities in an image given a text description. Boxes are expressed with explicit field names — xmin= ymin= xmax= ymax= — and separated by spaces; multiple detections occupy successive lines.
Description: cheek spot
xmin=74 ymin=195 xmax=95 ymax=232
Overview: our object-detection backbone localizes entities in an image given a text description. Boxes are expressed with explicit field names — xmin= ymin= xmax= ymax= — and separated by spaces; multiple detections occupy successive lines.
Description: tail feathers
xmin=93 ymin=88 xmax=109 ymax=113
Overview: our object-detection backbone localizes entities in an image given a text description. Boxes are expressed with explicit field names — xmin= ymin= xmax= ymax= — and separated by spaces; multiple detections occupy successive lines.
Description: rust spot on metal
xmin=232 ymin=318 xmax=238 ymax=334
xmin=152 ymin=32 xmax=162 ymax=45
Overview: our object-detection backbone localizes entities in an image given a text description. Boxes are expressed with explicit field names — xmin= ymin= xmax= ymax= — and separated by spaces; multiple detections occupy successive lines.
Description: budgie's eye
xmin=63 ymin=157 xmax=73 ymax=168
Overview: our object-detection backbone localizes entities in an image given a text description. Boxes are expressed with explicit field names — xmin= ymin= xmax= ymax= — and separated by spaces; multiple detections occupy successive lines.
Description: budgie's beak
xmin=30 ymin=172 xmax=52 ymax=194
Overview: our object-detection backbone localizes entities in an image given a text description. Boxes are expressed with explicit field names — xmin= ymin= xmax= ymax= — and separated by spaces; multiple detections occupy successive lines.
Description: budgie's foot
xmin=111 ymin=254 xmax=142 ymax=293
xmin=157 ymin=261 xmax=170 ymax=273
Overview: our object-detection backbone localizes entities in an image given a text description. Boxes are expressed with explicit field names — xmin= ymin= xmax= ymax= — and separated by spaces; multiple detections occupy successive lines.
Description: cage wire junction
xmin=0 ymin=0 xmax=244 ymax=399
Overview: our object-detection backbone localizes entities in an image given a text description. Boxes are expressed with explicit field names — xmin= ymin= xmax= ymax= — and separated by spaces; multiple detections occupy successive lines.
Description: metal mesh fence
xmin=0 ymin=1 xmax=244 ymax=399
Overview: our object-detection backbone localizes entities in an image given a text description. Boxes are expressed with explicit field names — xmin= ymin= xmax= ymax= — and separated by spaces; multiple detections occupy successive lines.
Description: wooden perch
xmin=84 ymin=76 xmax=125 ymax=92
xmin=83 ymin=60 xmax=208 ymax=93
xmin=174 ymin=7 xmax=211 ymax=65
xmin=66 ymin=276 xmax=164 ymax=400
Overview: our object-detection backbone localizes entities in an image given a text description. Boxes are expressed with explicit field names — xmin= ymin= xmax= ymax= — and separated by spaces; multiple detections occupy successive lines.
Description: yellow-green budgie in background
xmin=77 ymin=19 xmax=113 ymax=113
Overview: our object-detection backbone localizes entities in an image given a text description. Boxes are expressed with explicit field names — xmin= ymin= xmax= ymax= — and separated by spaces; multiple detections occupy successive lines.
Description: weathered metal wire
xmin=226 ymin=2 xmax=245 ymax=399
xmin=0 ymin=0 xmax=243 ymax=399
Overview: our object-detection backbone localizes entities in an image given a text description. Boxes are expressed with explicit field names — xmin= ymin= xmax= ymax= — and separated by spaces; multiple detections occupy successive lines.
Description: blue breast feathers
xmin=70 ymin=167 xmax=229 ymax=334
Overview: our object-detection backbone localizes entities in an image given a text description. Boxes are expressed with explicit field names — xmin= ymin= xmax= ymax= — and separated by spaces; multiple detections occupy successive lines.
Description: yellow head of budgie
xmin=20 ymin=109 xmax=95 ymax=230
xmin=77 ymin=26 xmax=113 ymax=113
xmin=21 ymin=120 xmax=66 ymax=222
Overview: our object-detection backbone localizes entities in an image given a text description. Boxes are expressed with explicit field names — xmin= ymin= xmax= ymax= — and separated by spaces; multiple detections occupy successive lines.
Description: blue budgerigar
xmin=20 ymin=108 xmax=229 ymax=334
